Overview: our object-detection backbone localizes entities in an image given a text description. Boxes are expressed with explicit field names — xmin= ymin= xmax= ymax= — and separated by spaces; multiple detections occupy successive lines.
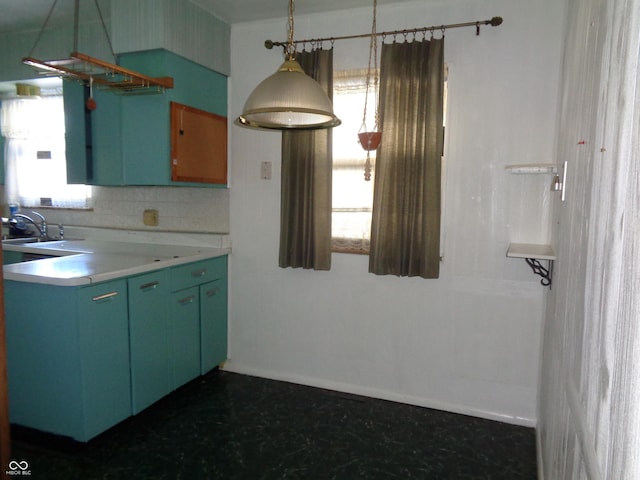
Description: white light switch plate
xmin=260 ymin=161 xmax=272 ymax=180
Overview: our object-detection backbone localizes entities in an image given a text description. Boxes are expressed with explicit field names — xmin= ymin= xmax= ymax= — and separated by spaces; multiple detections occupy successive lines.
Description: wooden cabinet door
xmin=171 ymin=102 xmax=227 ymax=184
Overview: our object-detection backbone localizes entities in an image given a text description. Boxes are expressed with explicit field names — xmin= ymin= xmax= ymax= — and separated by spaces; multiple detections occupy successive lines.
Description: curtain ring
xmin=330 ymin=38 xmax=335 ymax=49
xmin=402 ymin=29 xmax=408 ymax=42
xmin=430 ymin=27 xmax=435 ymax=39
xmin=476 ymin=21 xmax=481 ymax=36
xmin=441 ymin=25 xmax=446 ymax=37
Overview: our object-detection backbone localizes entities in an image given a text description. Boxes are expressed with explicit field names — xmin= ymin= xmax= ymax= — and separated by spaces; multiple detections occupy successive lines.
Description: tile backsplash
xmin=2 ymin=185 xmax=230 ymax=234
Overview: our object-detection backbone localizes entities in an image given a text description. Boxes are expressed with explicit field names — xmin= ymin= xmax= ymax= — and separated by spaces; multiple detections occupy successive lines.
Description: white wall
xmin=538 ymin=0 xmax=640 ymax=478
xmin=227 ymin=0 xmax=565 ymax=425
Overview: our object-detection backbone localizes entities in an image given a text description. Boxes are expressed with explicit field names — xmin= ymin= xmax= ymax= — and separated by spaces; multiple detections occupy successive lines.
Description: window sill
xmin=332 ymin=247 xmax=369 ymax=255
xmin=20 ymin=205 xmax=93 ymax=212
xmin=331 ymin=237 xmax=370 ymax=255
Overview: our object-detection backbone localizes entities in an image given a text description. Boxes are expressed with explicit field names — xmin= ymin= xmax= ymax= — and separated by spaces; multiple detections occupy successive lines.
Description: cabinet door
xmin=5 ymin=282 xmax=82 ymax=439
xmin=64 ymin=81 xmax=89 ymax=184
xmin=170 ymin=102 xmax=227 ymax=184
xmin=128 ymin=270 xmax=170 ymax=414
xmin=64 ymin=81 xmax=123 ymax=185
xmin=76 ymin=280 xmax=131 ymax=440
xmin=170 ymin=286 xmax=201 ymax=389
xmin=200 ymin=278 xmax=228 ymax=373
xmin=2 ymin=251 xmax=23 ymax=264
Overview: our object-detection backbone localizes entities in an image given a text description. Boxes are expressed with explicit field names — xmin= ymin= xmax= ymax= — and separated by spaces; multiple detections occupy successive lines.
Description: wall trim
xmin=537 ymin=426 xmax=544 ymax=480
xmin=222 ymin=362 xmax=537 ymax=428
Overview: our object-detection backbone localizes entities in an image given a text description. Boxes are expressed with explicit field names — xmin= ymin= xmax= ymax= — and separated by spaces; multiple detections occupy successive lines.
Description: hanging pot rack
xmin=23 ymin=53 xmax=174 ymax=95
xmin=264 ymin=16 xmax=503 ymax=51
xmin=22 ymin=0 xmax=173 ymax=95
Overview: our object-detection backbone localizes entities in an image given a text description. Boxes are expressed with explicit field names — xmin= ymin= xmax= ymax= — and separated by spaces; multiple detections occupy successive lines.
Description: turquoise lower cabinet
xmin=2 ymin=251 xmax=23 ymax=265
xmin=76 ymin=282 xmax=132 ymax=440
xmin=5 ymin=279 xmax=131 ymax=442
xmin=4 ymin=254 xmax=228 ymax=441
xmin=200 ymin=277 xmax=228 ymax=374
xmin=169 ymin=256 xmax=228 ymax=375
xmin=170 ymin=286 xmax=201 ymax=389
xmin=128 ymin=270 xmax=170 ymax=414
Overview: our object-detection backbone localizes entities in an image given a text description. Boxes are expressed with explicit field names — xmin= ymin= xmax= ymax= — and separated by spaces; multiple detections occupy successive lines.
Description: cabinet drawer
xmin=169 ymin=257 xmax=226 ymax=292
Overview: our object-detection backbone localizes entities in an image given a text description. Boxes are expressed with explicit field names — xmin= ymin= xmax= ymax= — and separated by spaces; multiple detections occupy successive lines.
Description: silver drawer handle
xmin=140 ymin=281 xmax=160 ymax=290
xmin=92 ymin=291 xmax=119 ymax=302
xmin=178 ymin=295 xmax=196 ymax=305
xmin=191 ymin=269 xmax=207 ymax=277
xmin=205 ymin=287 xmax=219 ymax=297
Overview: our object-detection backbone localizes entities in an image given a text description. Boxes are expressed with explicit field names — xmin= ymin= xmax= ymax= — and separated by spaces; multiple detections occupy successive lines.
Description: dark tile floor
xmin=10 ymin=370 xmax=537 ymax=479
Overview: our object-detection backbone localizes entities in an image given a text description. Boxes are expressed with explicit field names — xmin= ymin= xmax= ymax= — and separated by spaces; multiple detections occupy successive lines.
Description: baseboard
xmin=536 ymin=426 xmax=544 ymax=480
xmin=222 ymin=362 xmax=537 ymax=427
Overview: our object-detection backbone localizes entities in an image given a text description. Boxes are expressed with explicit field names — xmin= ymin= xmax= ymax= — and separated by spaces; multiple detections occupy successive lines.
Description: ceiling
xmin=0 ymin=0 xmax=406 ymax=33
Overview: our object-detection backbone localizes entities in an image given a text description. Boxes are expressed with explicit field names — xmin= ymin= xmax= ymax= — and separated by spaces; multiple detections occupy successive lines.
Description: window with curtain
xmin=369 ymin=37 xmax=445 ymax=278
xmin=331 ymin=54 xmax=447 ymax=263
xmin=0 ymin=95 xmax=91 ymax=209
xmin=331 ymin=69 xmax=377 ymax=254
xmin=281 ymin=39 xmax=445 ymax=277
xmin=279 ymin=48 xmax=334 ymax=271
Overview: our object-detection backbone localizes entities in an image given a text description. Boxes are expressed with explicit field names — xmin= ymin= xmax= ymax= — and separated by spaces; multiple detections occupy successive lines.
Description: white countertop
xmin=3 ymin=239 xmax=230 ymax=286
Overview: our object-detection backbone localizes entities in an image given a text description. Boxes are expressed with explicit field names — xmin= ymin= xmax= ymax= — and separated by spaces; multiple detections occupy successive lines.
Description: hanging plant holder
xmin=358 ymin=131 xmax=382 ymax=151
xmin=358 ymin=0 xmax=381 ymax=181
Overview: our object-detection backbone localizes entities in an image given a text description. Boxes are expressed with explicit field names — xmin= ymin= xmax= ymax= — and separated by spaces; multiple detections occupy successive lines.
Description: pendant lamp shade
xmin=238 ymin=59 xmax=341 ymax=130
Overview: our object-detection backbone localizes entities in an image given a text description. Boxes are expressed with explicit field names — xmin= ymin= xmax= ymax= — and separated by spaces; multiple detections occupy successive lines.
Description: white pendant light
xmin=237 ymin=0 xmax=341 ymax=130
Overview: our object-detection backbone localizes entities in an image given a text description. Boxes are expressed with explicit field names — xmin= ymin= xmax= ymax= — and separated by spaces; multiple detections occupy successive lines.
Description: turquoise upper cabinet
xmin=65 ymin=49 xmax=228 ymax=187
xmin=64 ymin=82 xmax=124 ymax=185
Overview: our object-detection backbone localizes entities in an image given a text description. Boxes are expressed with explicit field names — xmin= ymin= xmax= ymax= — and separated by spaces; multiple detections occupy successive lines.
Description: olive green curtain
xmin=279 ymin=49 xmax=334 ymax=270
xmin=369 ymin=38 xmax=444 ymax=278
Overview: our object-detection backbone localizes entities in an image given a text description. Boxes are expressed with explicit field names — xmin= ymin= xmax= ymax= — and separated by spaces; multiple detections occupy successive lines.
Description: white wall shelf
xmin=505 ymin=164 xmax=557 ymax=174
xmin=507 ymin=243 xmax=555 ymax=260
xmin=507 ymin=243 xmax=555 ymax=287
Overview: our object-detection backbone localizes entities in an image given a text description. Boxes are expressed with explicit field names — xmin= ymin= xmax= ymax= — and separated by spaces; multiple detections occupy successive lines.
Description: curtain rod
xmin=265 ymin=16 xmax=503 ymax=50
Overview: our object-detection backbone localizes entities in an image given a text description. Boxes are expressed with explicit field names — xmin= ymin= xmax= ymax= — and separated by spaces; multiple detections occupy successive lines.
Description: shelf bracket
xmin=506 ymin=243 xmax=555 ymax=289
xmin=524 ymin=258 xmax=553 ymax=288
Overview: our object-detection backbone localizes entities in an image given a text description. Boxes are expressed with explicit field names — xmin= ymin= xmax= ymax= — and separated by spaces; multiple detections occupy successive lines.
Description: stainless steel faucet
xmin=14 ymin=211 xmax=48 ymax=240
